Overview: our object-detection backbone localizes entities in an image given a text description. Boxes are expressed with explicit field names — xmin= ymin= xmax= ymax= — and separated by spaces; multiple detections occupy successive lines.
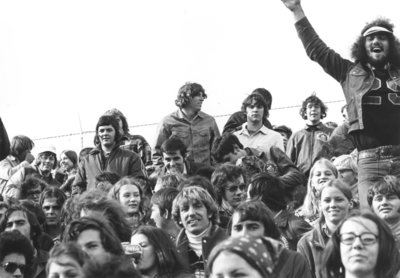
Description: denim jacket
xmin=295 ymin=17 xmax=400 ymax=133
xmin=152 ymin=110 xmax=220 ymax=170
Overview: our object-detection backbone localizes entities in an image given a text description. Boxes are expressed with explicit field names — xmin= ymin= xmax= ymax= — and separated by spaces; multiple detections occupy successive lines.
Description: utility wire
xmin=34 ymin=99 xmax=345 ymax=141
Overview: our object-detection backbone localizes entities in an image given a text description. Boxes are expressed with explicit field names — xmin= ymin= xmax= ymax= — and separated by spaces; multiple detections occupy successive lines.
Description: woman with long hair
xmin=130 ymin=225 xmax=193 ymax=278
xmin=298 ymin=179 xmax=353 ymax=278
xmin=298 ymin=158 xmax=338 ymax=224
xmin=323 ymin=211 xmax=400 ymax=278
xmin=108 ymin=177 xmax=149 ymax=233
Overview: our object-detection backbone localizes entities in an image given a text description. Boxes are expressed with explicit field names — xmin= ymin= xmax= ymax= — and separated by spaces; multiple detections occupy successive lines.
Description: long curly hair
xmin=175 ymin=82 xmax=207 ymax=108
xmin=351 ymin=17 xmax=400 ymax=67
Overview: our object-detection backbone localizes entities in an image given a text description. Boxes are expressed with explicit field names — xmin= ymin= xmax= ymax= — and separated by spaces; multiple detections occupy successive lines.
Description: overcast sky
xmin=1 ymin=0 xmax=399 ymax=153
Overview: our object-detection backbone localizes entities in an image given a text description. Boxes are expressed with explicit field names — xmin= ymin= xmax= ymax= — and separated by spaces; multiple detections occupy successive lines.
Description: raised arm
xmin=281 ymin=0 xmax=305 ymax=22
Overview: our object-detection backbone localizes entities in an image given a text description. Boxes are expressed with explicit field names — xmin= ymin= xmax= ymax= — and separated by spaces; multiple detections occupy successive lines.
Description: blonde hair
xmin=301 ymin=158 xmax=338 ymax=218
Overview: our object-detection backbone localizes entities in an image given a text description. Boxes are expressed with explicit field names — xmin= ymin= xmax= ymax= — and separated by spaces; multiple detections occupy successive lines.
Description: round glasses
xmin=340 ymin=232 xmax=378 ymax=246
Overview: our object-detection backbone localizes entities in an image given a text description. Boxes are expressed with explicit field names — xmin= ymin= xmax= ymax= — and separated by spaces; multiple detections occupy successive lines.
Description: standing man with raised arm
xmin=280 ymin=0 xmax=400 ymax=209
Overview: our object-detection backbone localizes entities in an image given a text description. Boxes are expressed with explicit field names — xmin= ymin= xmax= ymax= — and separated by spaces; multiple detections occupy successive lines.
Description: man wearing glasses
xmin=211 ymin=164 xmax=246 ymax=229
xmin=0 ymin=230 xmax=34 ymax=278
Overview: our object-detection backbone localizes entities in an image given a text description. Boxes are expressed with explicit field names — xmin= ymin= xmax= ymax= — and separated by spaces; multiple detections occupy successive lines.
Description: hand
xmin=281 ymin=0 xmax=301 ymax=11
xmin=24 ymin=152 xmax=35 ymax=164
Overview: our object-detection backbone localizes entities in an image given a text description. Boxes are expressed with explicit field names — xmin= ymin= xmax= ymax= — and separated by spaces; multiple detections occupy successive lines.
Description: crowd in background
xmin=1 ymin=0 xmax=400 ymax=277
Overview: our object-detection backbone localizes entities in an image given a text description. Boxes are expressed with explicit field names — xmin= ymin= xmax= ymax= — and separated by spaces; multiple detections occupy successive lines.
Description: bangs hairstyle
xmin=60 ymin=150 xmax=78 ymax=167
xmin=302 ymin=158 xmax=338 ymax=218
xmin=133 ymin=226 xmax=189 ymax=276
xmin=300 ymin=94 xmax=328 ymax=120
xmin=228 ymin=200 xmax=281 ymax=240
xmin=351 ymin=17 xmax=400 ymax=67
xmin=323 ymin=211 xmax=400 ymax=278
xmin=46 ymin=242 xmax=89 ymax=274
xmin=108 ymin=177 xmax=143 ymax=204
xmin=103 ymin=108 xmax=129 ymax=134
xmin=211 ymin=163 xmax=245 ymax=206
xmin=175 ymin=82 xmax=207 ymax=108
xmin=36 ymin=151 xmax=58 ymax=169
xmin=211 ymin=133 xmax=243 ymax=163
xmin=10 ymin=135 xmax=34 ymax=158
xmin=251 ymin=88 xmax=272 ymax=110
xmin=241 ymin=94 xmax=269 ymax=118
xmin=367 ymin=175 xmax=400 ymax=206
xmin=64 ymin=214 xmax=124 ymax=256
xmin=172 ymin=186 xmax=219 ymax=227
xmin=93 ymin=115 xmax=121 ymax=146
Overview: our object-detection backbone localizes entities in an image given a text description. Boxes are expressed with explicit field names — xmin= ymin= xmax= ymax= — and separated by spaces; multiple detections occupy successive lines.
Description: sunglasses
xmin=226 ymin=184 xmax=246 ymax=193
xmin=0 ymin=262 xmax=27 ymax=274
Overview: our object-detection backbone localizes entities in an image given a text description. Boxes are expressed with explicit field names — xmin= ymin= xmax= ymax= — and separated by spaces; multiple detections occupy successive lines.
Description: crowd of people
xmin=0 ymin=0 xmax=400 ymax=277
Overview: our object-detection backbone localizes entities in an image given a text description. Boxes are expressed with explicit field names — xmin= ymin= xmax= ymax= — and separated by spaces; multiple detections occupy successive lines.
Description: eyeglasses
xmin=226 ymin=184 xmax=246 ymax=193
xmin=0 ymin=262 xmax=27 ymax=274
xmin=340 ymin=232 xmax=378 ymax=246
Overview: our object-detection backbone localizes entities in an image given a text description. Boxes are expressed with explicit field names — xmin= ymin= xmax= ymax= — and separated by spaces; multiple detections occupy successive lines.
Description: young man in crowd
xmin=0 ymin=205 xmax=48 ymax=278
xmin=63 ymin=215 xmax=124 ymax=264
xmin=368 ymin=175 xmax=400 ymax=248
xmin=152 ymin=82 xmax=220 ymax=172
xmin=281 ymin=0 xmax=400 ymax=209
xmin=103 ymin=108 xmax=152 ymax=166
xmin=150 ymin=187 xmax=181 ymax=241
xmin=211 ymin=164 xmax=246 ymax=229
xmin=229 ymin=200 xmax=312 ymax=278
xmin=74 ymin=115 xmax=147 ymax=191
xmin=286 ymin=94 xmax=333 ymax=177
xmin=212 ymin=133 xmax=305 ymax=204
xmin=0 ymin=135 xmax=35 ymax=196
xmin=172 ymin=186 xmax=226 ymax=278
xmin=223 ymin=88 xmax=273 ymax=134
xmin=234 ymin=92 xmax=284 ymax=153
xmin=4 ymin=146 xmax=60 ymax=203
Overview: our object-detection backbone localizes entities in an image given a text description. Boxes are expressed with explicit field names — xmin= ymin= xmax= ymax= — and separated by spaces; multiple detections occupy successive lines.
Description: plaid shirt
xmin=120 ymin=134 xmax=152 ymax=166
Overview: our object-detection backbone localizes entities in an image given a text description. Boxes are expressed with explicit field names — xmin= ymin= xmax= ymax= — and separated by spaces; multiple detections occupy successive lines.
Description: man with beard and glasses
xmin=280 ymin=0 xmax=400 ymax=210
xmin=73 ymin=115 xmax=147 ymax=191
xmin=233 ymin=92 xmax=284 ymax=154
xmin=172 ymin=186 xmax=226 ymax=278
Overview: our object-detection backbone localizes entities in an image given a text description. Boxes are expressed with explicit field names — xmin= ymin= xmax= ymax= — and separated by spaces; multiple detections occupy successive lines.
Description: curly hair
xmin=175 ymin=82 xmax=207 ymax=108
xmin=211 ymin=163 xmax=245 ymax=206
xmin=0 ymin=230 xmax=35 ymax=273
xmin=351 ymin=17 xmax=400 ymax=67
xmin=299 ymin=94 xmax=328 ymax=120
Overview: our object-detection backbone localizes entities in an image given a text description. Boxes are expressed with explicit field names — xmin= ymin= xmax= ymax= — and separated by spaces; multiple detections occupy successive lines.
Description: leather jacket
xmin=296 ymin=17 xmax=400 ymax=134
